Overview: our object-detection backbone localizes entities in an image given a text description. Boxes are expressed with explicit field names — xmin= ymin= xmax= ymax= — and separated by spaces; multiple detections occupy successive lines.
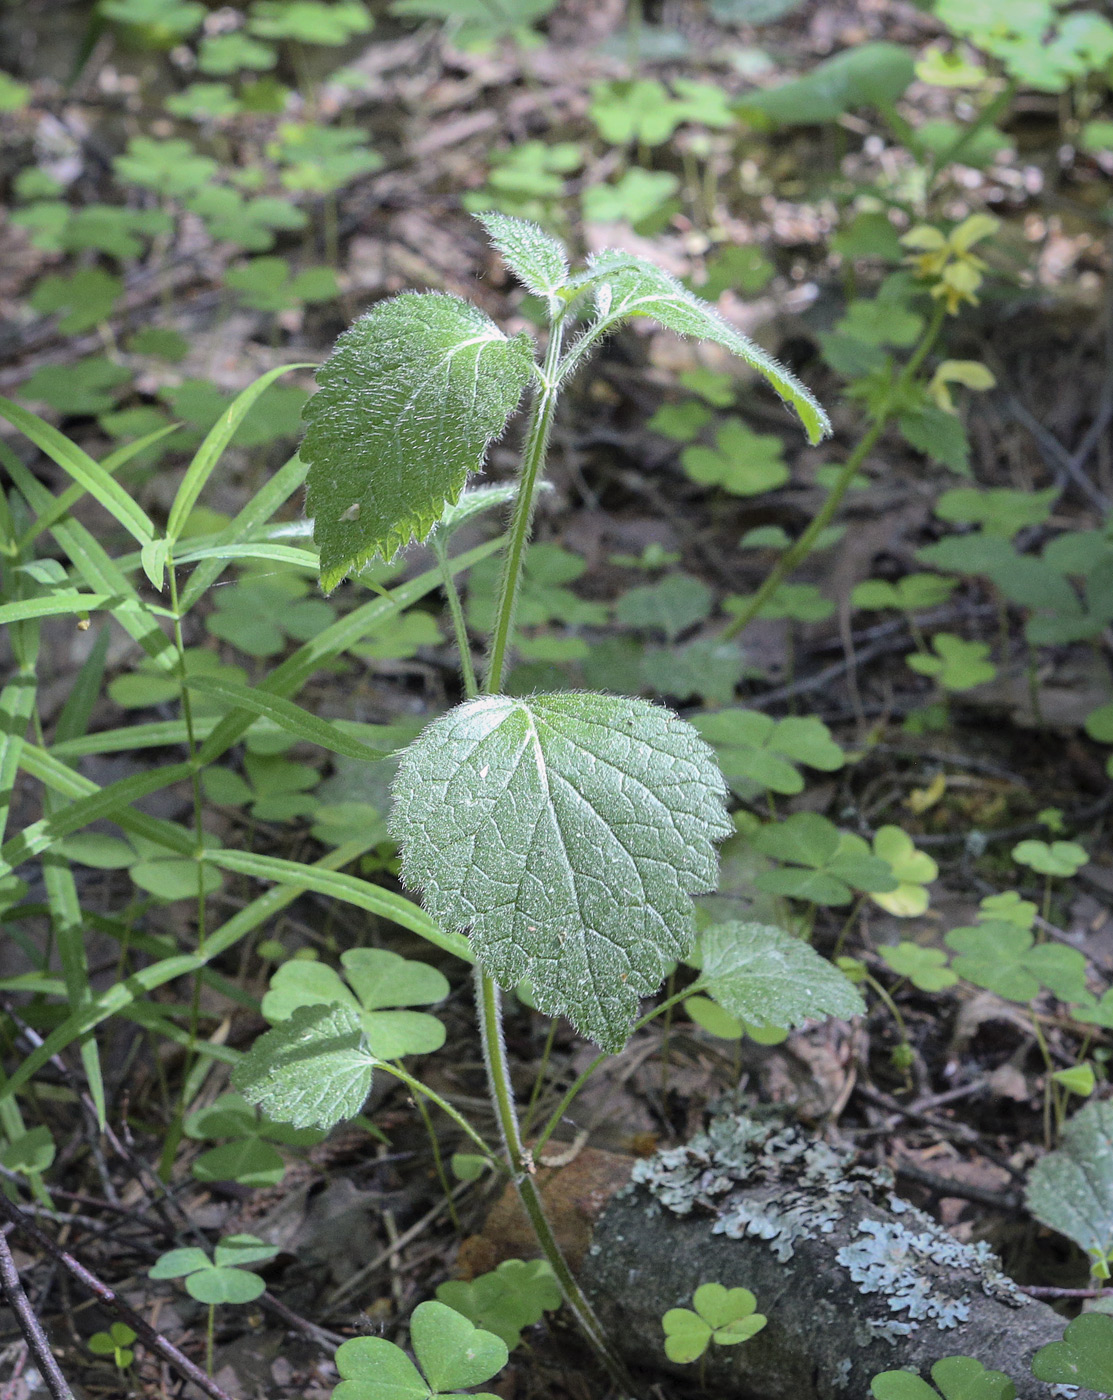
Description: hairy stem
xmin=722 ymin=300 xmax=947 ymax=641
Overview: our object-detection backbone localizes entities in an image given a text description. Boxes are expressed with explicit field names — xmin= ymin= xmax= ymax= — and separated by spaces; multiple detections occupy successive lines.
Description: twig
xmin=1019 ymin=1285 xmax=1113 ymax=1299
xmin=0 ymin=1192 xmax=236 ymax=1400
xmin=260 ymin=1290 xmax=345 ymax=1349
xmin=0 ymin=1226 xmax=76 ymax=1400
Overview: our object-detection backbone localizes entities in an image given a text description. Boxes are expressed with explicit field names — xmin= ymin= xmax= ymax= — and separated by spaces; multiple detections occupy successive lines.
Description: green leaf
xmin=0 ymin=1125 xmax=55 ymax=1175
xmin=0 ymin=396 xmax=154 ymax=546
xmin=1032 ymin=1314 xmax=1113 ymax=1392
xmin=302 ymin=293 xmax=535 ymax=587
xmin=191 ymin=1137 xmax=286 ymax=1188
xmin=233 ymin=1001 xmax=377 ymax=1130
xmin=436 ymin=1259 xmax=561 ymax=1350
xmin=577 ymin=252 xmax=830 ymax=445
xmin=684 ymin=994 xmax=744 ymax=1039
xmin=615 ymin=573 xmax=712 ymax=640
xmin=1012 ymin=838 xmax=1087 ymax=878
xmin=691 ymin=1282 xmax=766 ymax=1344
xmin=391 ymin=692 xmax=730 ymax=1051
xmin=262 ymin=947 xmax=448 ymax=1059
xmin=699 ymin=921 xmax=864 ymax=1029
xmin=946 ymin=921 xmax=1089 ymax=1003
xmin=185 ymin=1266 xmax=266 ymax=1305
xmin=333 ymin=1338 xmax=428 ymax=1400
xmin=879 ymin=943 xmax=956 ymax=992
xmin=682 ymin=417 xmax=789 ymax=496
xmin=248 ymin=0 xmax=373 ymax=44
xmin=476 ymin=212 xmax=568 ymax=298
xmin=29 ymin=267 xmax=122 ymax=333
xmin=737 ymin=42 xmax=914 ymax=124
xmin=411 ymin=1300 xmax=508 ymax=1392
xmin=149 ymin=1247 xmax=212 ymax=1279
xmin=872 ymin=1359 xmax=1015 ymax=1400
xmin=694 ymin=710 xmax=843 ymax=796
xmin=114 ymin=136 xmax=218 ymax=198
xmin=662 ymin=1307 xmax=713 ymax=1363
xmin=907 ymin=634 xmax=995 ymax=692
xmin=1026 ymin=1100 xmax=1113 ymax=1266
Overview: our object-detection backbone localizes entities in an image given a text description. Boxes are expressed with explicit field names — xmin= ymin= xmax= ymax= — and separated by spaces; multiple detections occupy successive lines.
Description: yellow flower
xmin=901 ymin=213 xmax=998 ymax=315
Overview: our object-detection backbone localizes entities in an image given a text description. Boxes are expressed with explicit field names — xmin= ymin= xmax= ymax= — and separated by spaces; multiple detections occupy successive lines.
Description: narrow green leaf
xmin=0 ymin=840 xmax=377 ymax=1107
xmin=178 ymin=453 xmax=308 ymax=614
xmin=183 ymin=675 xmax=390 ymax=763
xmin=206 ymin=848 xmax=472 ymax=963
xmin=194 ymin=537 xmax=501 ymax=768
xmin=476 ymin=211 xmax=569 ymax=298
xmin=391 ymin=692 xmax=731 ymax=1051
xmin=573 ymin=252 xmax=830 ymax=445
xmin=50 ymin=717 xmax=220 ymax=759
xmin=0 ymin=395 xmax=155 ymax=544
xmin=0 ymin=593 xmax=122 ymax=626
xmin=0 ymin=762 xmax=194 ymax=878
xmin=698 ymin=921 xmax=865 ymax=1030
xmin=167 ymin=364 xmax=313 ymax=543
xmin=233 ymin=1001 xmax=376 ymax=1130
xmin=301 ymin=293 xmax=534 ymax=588
xmin=173 ymin=542 xmax=319 ymax=569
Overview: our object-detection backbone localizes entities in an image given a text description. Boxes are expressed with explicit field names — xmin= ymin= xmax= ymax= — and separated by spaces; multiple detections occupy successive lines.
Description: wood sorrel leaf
xmin=476 ymin=211 xmax=570 ymax=299
xmin=233 ymin=1001 xmax=375 ymax=1129
xmin=576 ymin=251 xmax=831 ymax=445
xmin=301 ymin=293 xmax=535 ymax=589
xmin=390 ymin=692 xmax=730 ymax=1051
xmin=698 ymin=920 xmax=865 ymax=1030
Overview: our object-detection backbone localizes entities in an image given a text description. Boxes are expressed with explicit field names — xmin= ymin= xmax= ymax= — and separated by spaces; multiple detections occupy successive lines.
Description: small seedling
xmin=1012 ymin=839 xmax=1087 ymax=878
xmin=149 ymin=1235 xmax=278 ymax=1371
xmin=332 ymin=1299 xmax=508 ymax=1400
xmin=694 ymin=709 xmax=845 ymax=797
xmin=879 ymin=943 xmax=956 ymax=992
xmin=661 ymin=1283 xmax=766 ymax=1365
xmin=184 ymin=1091 xmax=324 ymax=1187
xmin=907 ymin=634 xmax=996 ymax=692
xmin=945 ymin=921 xmax=1089 ymax=1004
xmin=682 ymin=418 xmax=790 ymax=496
xmin=88 ymin=1322 xmax=137 ymax=1371
xmin=436 ymin=1258 xmax=561 ymax=1349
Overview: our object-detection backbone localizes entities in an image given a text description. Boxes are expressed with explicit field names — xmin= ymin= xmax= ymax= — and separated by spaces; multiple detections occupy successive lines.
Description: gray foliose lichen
xmin=628 ymin=1113 xmax=1026 ymax=1341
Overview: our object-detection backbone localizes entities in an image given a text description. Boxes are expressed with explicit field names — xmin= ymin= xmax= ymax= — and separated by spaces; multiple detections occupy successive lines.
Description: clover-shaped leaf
xmin=641 ymin=639 xmax=747 ymax=706
xmin=203 ymin=753 xmax=320 ymax=822
xmin=682 ymin=418 xmax=790 ymax=497
xmin=115 ymin=137 xmax=218 ymax=198
xmin=879 ymin=943 xmax=956 ymax=992
xmin=872 ymin=1355 xmax=1015 ymax=1400
xmin=1027 ymin=1101 xmax=1113 ymax=1280
xmin=88 ymin=1321 xmax=137 ymax=1369
xmin=750 ymin=813 xmax=897 ymax=907
xmin=663 ymin=1284 xmax=766 ymax=1364
xmin=582 ymin=168 xmax=680 ymax=226
xmin=852 ymin=574 xmax=957 ymax=613
xmin=184 ymin=1091 xmax=323 ymax=1187
xmin=335 ymin=1300 xmax=508 ymax=1400
xmin=149 ymin=1234 xmax=277 ymax=1305
xmin=262 ymin=948 xmax=449 ymax=1060
xmin=234 ymin=1002 xmax=377 ymax=1130
xmin=725 ymin=582 xmax=834 ymax=624
xmin=205 ymin=572 xmax=334 ymax=657
xmin=226 ymin=256 xmax=338 ymax=312
xmin=391 ymin=692 xmax=730 ymax=1052
xmin=589 ymin=78 xmax=687 ymax=147
xmin=102 ymin=0 xmax=206 ymax=36
xmin=29 ymin=268 xmax=122 ymax=334
xmin=1032 ymin=1313 xmax=1113 ymax=1392
xmin=907 ymin=634 xmax=996 ymax=691
xmin=870 ymin=826 xmax=937 ymax=917
xmin=945 ymin=921 xmax=1089 ymax=1004
xmin=198 ymin=30 xmax=277 ymax=73
xmin=694 ymin=709 xmax=844 ymax=796
xmin=977 ymin=891 xmax=1036 ymax=929
xmin=437 ymin=1260 xmax=561 ymax=1350
xmin=270 ymin=122 xmax=382 ymax=194
xmin=1012 ymin=839 xmax=1087 ymax=878
xmin=615 ymin=573 xmax=713 ymax=640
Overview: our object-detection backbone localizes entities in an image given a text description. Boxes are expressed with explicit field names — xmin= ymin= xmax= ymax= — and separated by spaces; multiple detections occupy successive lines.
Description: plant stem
xmin=484 ymin=314 xmax=565 ymax=693
xmin=206 ymin=1304 xmax=215 ymax=1376
xmin=521 ymin=1017 xmax=558 ymax=1140
xmin=434 ymin=540 xmax=478 ymax=700
xmin=475 ymin=969 xmax=634 ymax=1392
xmin=378 ymin=1061 xmax=498 ymax=1162
xmin=722 ymin=300 xmax=948 ymax=641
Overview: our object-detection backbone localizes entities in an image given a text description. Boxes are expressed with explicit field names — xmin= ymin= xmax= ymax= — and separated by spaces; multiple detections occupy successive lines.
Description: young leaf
xmin=410 ymin=1300 xmax=508 ymax=1392
xmin=698 ymin=921 xmax=864 ymax=1030
xmin=436 ymin=1259 xmax=561 ymax=1350
xmin=390 ymin=692 xmax=731 ymax=1051
xmin=476 ymin=211 xmax=569 ymax=298
xmin=574 ymin=251 xmax=830 ymax=445
xmin=1026 ymin=1100 xmax=1113 ymax=1268
xmin=301 ymin=293 xmax=535 ymax=587
xmin=233 ymin=1001 xmax=377 ymax=1130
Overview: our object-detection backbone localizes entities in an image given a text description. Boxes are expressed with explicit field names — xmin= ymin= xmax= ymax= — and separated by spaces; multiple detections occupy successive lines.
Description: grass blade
xmin=166 ymin=365 xmax=313 ymax=544
xmin=0 ymin=395 xmax=155 ymax=546
xmin=184 ymin=675 xmax=390 ymax=762
xmin=206 ymin=848 xmax=472 ymax=963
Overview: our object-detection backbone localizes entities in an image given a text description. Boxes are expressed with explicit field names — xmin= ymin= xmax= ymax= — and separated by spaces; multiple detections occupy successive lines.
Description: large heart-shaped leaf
xmin=1032 ymin=1313 xmax=1113 ymax=1393
xmin=1026 ymin=1099 xmax=1113 ymax=1264
xmin=302 ymin=292 xmax=535 ymax=588
xmin=391 ymin=692 xmax=730 ymax=1051
xmin=333 ymin=1337 xmax=428 ymax=1400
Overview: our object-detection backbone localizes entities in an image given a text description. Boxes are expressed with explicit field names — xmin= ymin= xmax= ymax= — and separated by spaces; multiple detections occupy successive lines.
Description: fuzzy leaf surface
xmin=302 ymin=293 xmax=534 ymax=588
xmin=391 ymin=692 xmax=730 ymax=1051
xmin=476 ymin=212 xmax=569 ymax=297
xmin=232 ymin=1002 xmax=376 ymax=1130
xmin=575 ymin=252 xmax=830 ymax=444
xmin=1026 ymin=1099 xmax=1113 ymax=1262
xmin=699 ymin=920 xmax=864 ymax=1030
